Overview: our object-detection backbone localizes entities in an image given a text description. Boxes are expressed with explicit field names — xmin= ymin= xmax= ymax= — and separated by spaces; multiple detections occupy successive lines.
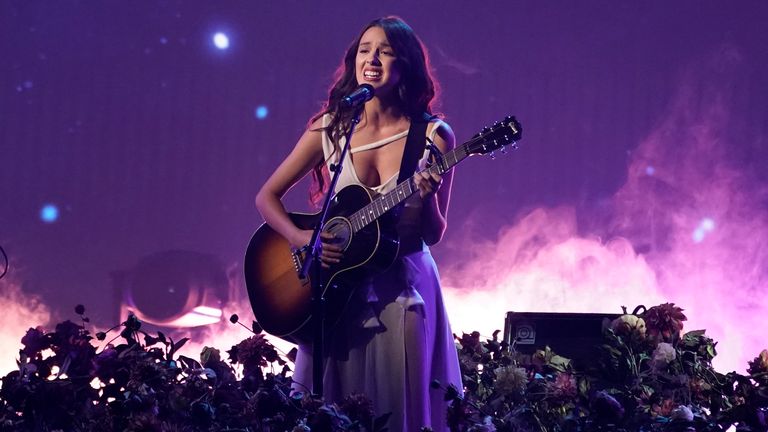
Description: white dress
xmin=291 ymin=114 xmax=462 ymax=431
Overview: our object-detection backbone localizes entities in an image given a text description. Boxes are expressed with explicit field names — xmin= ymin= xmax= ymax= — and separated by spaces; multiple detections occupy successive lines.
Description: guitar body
xmin=244 ymin=184 xmax=400 ymax=344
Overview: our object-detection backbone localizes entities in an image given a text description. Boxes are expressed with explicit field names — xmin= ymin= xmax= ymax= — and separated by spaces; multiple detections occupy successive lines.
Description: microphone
xmin=341 ymin=84 xmax=374 ymax=108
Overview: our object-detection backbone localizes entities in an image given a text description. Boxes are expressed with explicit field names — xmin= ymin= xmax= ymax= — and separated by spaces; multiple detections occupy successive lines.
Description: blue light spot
xmin=692 ymin=227 xmax=705 ymax=243
xmin=255 ymin=105 xmax=269 ymax=120
xmin=645 ymin=166 xmax=655 ymax=176
xmin=40 ymin=204 xmax=59 ymax=223
xmin=159 ymin=36 xmax=168 ymax=45
xmin=213 ymin=32 xmax=229 ymax=50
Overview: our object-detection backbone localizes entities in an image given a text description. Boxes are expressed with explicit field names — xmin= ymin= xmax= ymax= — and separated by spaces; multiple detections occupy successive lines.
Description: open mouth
xmin=363 ymin=69 xmax=382 ymax=80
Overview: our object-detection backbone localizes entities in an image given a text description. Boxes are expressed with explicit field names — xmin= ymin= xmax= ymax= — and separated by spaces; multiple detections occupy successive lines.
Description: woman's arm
xmin=255 ymin=119 xmax=324 ymax=248
xmin=254 ymin=118 xmax=343 ymax=267
xmin=414 ymin=121 xmax=456 ymax=245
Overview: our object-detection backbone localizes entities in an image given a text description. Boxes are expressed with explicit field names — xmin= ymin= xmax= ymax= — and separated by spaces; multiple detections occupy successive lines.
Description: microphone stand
xmin=299 ymin=103 xmax=365 ymax=397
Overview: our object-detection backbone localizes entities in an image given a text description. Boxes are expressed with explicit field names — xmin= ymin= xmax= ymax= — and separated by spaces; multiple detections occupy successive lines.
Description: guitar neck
xmin=348 ymin=142 xmax=471 ymax=233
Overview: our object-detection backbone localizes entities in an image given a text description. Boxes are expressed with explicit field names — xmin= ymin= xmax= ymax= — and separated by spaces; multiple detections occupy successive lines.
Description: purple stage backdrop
xmin=1 ymin=2 xmax=767 ymax=373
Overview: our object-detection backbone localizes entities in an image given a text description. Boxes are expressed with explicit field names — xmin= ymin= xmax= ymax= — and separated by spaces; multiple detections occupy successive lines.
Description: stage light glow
xmin=692 ymin=218 xmax=715 ymax=243
xmin=255 ymin=105 xmax=269 ymax=120
xmin=159 ymin=36 xmax=168 ymax=45
xmin=645 ymin=166 xmax=655 ymax=175
xmin=212 ymin=32 xmax=229 ymax=50
xmin=700 ymin=217 xmax=715 ymax=231
xmin=692 ymin=227 xmax=706 ymax=243
xmin=40 ymin=204 xmax=59 ymax=223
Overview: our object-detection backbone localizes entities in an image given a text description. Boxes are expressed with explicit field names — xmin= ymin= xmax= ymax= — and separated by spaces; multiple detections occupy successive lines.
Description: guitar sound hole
xmin=324 ymin=217 xmax=352 ymax=251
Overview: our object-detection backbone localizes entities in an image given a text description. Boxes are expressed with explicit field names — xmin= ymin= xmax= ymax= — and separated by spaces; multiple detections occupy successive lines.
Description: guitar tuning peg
xmin=489 ymin=151 xmax=496 ymax=160
xmin=500 ymin=145 xmax=507 ymax=154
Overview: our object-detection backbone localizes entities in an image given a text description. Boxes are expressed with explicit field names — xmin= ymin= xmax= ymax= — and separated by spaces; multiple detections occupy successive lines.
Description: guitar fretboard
xmin=348 ymin=142 xmax=471 ymax=233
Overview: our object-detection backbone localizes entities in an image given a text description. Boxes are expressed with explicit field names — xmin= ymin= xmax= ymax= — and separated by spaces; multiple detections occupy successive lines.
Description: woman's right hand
xmin=291 ymin=229 xmax=344 ymax=269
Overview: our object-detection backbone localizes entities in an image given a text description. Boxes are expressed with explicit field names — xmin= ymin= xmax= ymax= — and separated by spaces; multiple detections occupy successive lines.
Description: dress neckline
xmin=350 ymin=129 xmax=409 ymax=154
xmin=346 ymin=129 xmax=408 ymax=190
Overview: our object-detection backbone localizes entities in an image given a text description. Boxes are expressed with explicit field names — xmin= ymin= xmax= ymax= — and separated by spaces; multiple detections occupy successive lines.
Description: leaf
xmin=578 ymin=377 xmax=590 ymax=396
xmin=706 ymin=344 xmax=716 ymax=359
xmin=287 ymin=347 xmax=298 ymax=363
xmin=169 ymin=337 xmax=189 ymax=358
xmin=549 ymin=354 xmax=571 ymax=372
xmin=252 ymin=320 xmax=263 ymax=334
xmin=143 ymin=334 xmax=158 ymax=346
xmin=178 ymin=355 xmax=202 ymax=370
xmin=59 ymin=354 xmax=73 ymax=377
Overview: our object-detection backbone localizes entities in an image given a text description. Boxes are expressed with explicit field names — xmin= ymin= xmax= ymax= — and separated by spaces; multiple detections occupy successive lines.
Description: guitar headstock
xmin=466 ymin=116 xmax=522 ymax=156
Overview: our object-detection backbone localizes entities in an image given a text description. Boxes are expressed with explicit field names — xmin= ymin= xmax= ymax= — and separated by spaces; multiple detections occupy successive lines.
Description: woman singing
xmin=255 ymin=16 xmax=462 ymax=431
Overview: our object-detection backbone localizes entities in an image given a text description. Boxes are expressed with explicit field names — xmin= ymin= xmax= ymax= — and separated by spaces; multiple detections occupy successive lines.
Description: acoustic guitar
xmin=244 ymin=116 xmax=522 ymax=344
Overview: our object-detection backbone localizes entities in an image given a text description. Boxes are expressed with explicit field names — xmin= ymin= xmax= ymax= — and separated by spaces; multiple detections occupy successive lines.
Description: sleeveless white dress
xmin=291 ymin=114 xmax=462 ymax=431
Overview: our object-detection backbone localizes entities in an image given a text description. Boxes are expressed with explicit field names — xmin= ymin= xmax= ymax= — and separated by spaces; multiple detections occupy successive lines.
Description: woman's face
xmin=355 ymin=26 xmax=401 ymax=97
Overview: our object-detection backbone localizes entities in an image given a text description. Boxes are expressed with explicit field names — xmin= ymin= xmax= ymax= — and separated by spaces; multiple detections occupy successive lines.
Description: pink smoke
xmin=443 ymin=45 xmax=767 ymax=373
xmin=0 ymin=277 xmax=52 ymax=376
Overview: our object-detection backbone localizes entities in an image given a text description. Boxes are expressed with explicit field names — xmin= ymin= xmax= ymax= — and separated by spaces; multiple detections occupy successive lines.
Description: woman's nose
xmin=367 ymin=50 xmax=382 ymax=65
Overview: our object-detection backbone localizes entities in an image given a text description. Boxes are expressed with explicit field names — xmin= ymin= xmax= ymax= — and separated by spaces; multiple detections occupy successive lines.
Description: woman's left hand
xmin=414 ymin=171 xmax=443 ymax=198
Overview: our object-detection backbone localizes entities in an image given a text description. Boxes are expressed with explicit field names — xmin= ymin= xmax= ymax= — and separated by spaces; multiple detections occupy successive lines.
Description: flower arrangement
xmin=0 ymin=306 xmax=388 ymax=432
xmin=0 ymin=303 xmax=766 ymax=431
xmin=448 ymin=303 xmax=768 ymax=431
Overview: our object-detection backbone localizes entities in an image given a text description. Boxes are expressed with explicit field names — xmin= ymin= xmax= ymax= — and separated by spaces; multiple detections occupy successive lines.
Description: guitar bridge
xmin=292 ymin=246 xmax=309 ymax=282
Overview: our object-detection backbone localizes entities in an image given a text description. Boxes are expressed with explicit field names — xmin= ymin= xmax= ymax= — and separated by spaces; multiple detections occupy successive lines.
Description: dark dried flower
xmin=458 ymin=331 xmax=484 ymax=356
xmin=20 ymin=326 xmax=49 ymax=357
xmin=228 ymin=334 xmax=281 ymax=380
xmin=54 ymin=320 xmax=83 ymax=343
xmin=643 ymin=303 xmax=687 ymax=343
xmin=75 ymin=304 xmax=86 ymax=315
xmin=747 ymin=349 xmax=768 ymax=376
xmin=550 ymin=372 xmax=577 ymax=399
xmin=92 ymin=346 xmax=121 ymax=380
xmin=339 ymin=393 xmax=374 ymax=425
xmin=123 ymin=313 xmax=142 ymax=332
xmin=651 ymin=398 xmax=675 ymax=417
xmin=200 ymin=346 xmax=221 ymax=366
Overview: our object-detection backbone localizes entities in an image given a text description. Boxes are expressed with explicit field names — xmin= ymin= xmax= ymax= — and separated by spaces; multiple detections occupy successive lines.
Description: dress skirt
xmin=291 ymin=246 xmax=462 ymax=432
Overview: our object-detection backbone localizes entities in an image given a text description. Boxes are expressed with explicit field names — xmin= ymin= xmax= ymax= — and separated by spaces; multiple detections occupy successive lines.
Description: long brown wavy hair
xmin=309 ymin=16 xmax=440 ymax=206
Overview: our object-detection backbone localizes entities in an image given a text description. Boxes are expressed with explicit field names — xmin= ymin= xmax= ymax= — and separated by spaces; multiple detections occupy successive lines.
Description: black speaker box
xmin=503 ymin=311 xmax=620 ymax=368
